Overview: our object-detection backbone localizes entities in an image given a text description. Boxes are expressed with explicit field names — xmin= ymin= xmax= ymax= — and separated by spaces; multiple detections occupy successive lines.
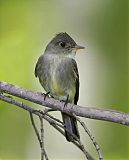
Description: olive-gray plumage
xmin=35 ymin=32 xmax=84 ymax=141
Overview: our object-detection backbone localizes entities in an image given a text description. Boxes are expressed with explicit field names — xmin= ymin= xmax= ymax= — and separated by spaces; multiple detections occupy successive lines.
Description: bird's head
xmin=45 ymin=32 xmax=85 ymax=58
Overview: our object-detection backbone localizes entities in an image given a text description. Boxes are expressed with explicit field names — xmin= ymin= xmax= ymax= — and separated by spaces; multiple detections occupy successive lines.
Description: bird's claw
xmin=44 ymin=91 xmax=50 ymax=101
xmin=63 ymin=95 xmax=69 ymax=109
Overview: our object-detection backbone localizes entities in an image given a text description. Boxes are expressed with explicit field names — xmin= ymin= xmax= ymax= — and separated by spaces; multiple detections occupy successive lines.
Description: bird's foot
xmin=62 ymin=95 xmax=69 ymax=110
xmin=44 ymin=91 xmax=50 ymax=101
xmin=36 ymin=91 xmax=50 ymax=101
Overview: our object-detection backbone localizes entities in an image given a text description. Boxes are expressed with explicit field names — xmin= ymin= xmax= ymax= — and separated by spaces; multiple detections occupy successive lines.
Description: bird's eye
xmin=59 ymin=42 xmax=66 ymax=48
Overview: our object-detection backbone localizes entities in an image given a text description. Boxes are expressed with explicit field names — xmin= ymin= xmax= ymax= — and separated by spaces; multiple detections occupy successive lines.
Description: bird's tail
xmin=61 ymin=113 xmax=80 ymax=142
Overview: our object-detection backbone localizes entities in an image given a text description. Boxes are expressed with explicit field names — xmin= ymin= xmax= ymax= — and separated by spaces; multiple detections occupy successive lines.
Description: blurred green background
xmin=0 ymin=0 xmax=128 ymax=159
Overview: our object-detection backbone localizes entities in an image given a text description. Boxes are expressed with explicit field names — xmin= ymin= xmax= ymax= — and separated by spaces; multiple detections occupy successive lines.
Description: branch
xmin=75 ymin=115 xmax=103 ymax=160
xmin=0 ymin=81 xmax=129 ymax=126
xmin=29 ymin=113 xmax=49 ymax=160
xmin=0 ymin=93 xmax=94 ymax=159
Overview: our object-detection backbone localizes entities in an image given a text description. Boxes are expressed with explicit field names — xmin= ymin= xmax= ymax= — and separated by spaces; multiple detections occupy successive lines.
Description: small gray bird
xmin=35 ymin=32 xmax=84 ymax=141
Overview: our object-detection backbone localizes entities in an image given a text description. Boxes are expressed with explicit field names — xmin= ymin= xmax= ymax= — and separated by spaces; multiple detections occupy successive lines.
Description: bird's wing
xmin=72 ymin=59 xmax=79 ymax=105
xmin=34 ymin=55 xmax=43 ymax=78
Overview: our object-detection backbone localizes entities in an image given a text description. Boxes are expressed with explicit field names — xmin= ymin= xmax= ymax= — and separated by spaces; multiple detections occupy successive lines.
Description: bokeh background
xmin=0 ymin=0 xmax=128 ymax=160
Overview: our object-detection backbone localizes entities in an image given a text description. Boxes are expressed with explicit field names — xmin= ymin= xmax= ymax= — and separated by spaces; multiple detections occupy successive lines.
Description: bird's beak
xmin=72 ymin=45 xmax=85 ymax=51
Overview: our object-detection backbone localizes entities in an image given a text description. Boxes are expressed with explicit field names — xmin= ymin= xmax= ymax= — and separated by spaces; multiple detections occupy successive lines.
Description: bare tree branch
xmin=0 ymin=81 xmax=129 ymax=126
xmin=39 ymin=115 xmax=44 ymax=160
xmin=75 ymin=115 xmax=103 ymax=160
xmin=0 ymin=93 xmax=94 ymax=160
xmin=29 ymin=113 xmax=49 ymax=160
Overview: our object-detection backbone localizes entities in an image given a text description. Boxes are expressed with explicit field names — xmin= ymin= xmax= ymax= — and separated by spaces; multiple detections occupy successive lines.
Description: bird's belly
xmin=51 ymin=76 xmax=64 ymax=96
xmin=51 ymin=73 xmax=75 ymax=103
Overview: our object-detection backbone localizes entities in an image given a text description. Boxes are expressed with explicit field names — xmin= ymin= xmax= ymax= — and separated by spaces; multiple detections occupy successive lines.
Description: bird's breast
xmin=50 ymin=56 xmax=65 ymax=96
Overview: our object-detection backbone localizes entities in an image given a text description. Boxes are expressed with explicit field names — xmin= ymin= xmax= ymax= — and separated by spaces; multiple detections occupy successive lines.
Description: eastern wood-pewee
xmin=35 ymin=32 xmax=84 ymax=141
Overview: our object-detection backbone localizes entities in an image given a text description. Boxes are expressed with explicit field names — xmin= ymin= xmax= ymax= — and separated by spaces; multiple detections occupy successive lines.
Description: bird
xmin=35 ymin=32 xmax=84 ymax=141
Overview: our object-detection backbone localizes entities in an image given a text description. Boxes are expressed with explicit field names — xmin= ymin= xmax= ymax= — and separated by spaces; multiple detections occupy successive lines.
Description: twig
xmin=75 ymin=115 xmax=103 ymax=160
xmin=39 ymin=116 xmax=44 ymax=160
xmin=38 ymin=111 xmax=93 ymax=160
xmin=0 ymin=94 xmax=94 ymax=159
xmin=0 ymin=81 xmax=129 ymax=126
xmin=44 ymin=108 xmax=57 ymax=113
xmin=39 ymin=116 xmax=48 ymax=160
xmin=72 ymin=137 xmax=94 ymax=160
xmin=29 ymin=113 xmax=49 ymax=160
xmin=40 ymin=112 xmax=95 ymax=159
xmin=45 ymin=112 xmax=63 ymax=125
xmin=29 ymin=113 xmax=41 ymax=146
